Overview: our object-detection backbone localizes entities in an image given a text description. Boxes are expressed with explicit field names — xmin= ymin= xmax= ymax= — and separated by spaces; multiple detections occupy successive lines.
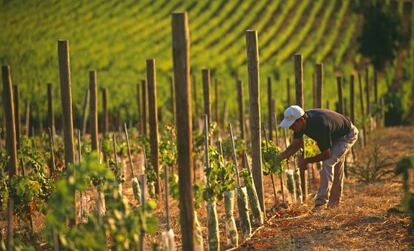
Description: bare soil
xmin=239 ymin=126 xmax=414 ymax=250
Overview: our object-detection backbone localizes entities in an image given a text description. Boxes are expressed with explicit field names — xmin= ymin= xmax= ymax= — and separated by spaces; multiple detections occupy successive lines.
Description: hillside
xmin=1 ymin=0 xmax=363 ymax=122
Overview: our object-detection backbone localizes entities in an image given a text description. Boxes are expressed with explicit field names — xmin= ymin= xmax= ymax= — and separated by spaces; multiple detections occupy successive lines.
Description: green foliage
xmin=193 ymin=183 xmax=204 ymax=210
xmin=304 ymin=137 xmax=320 ymax=158
xmin=384 ymin=92 xmax=404 ymax=126
xmin=108 ymin=159 xmax=125 ymax=185
xmin=356 ymin=1 xmax=403 ymax=71
xmin=160 ymin=124 xmax=177 ymax=168
xmin=221 ymin=136 xmax=246 ymax=159
xmin=159 ymin=124 xmax=179 ymax=199
xmin=394 ymin=156 xmax=414 ymax=234
xmin=45 ymin=152 xmax=158 ymax=250
xmin=0 ymin=136 xmax=55 ymax=221
xmin=262 ymin=140 xmax=285 ymax=175
xmin=203 ymin=144 xmax=236 ymax=202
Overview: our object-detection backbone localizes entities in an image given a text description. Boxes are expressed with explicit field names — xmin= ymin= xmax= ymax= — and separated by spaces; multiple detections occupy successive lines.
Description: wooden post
xmin=267 ymin=76 xmax=274 ymax=140
xmin=102 ymin=87 xmax=109 ymax=134
xmin=13 ymin=85 xmax=20 ymax=143
xmin=136 ymin=82 xmax=142 ymax=133
xmin=140 ymin=175 xmax=146 ymax=251
xmin=237 ymin=79 xmax=245 ymax=139
xmin=24 ymin=101 xmax=30 ymax=136
xmin=90 ymin=70 xmax=99 ymax=151
xmin=202 ymin=68 xmax=211 ymax=126
xmin=146 ymin=58 xmax=160 ymax=195
xmin=222 ymin=100 xmax=228 ymax=126
xmin=350 ymin=74 xmax=355 ymax=124
xmin=47 ymin=83 xmax=55 ymax=138
xmin=312 ymin=73 xmax=316 ymax=108
xmin=48 ymin=127 xmax=56 ymax=175
xmin=286 ymin=78 xmax=291 ymax=106
xmin=365 ymin=67 xmax=370 ymax=117
xmin=374 ymin=70 xmax=379 ymax=128
xmin=336 ymin=76 xmax=343 ymax=114
xmin=294 ymin=54 xmax=307 ymax=201
xmin=2 ymin=65 xmax=18 ymax=251
xmin=315 ymin=63 xmax=323 ymax=108
xmin=57 ymin=40 xmax=76 ymax=225
xmin=237 ymin=79 xmax=246 ymax=169
xmin=358 ymin=72 xmax=367 ymax=147
xmin=172 ymin=12 xmax=195 ymax=250
xmin=246 ymin=30 xmax=265 ymax=214
xmin=170 ymin=75 xmax=176 ymax=123
xmin=192 ymin=74 xmax=199 ymax=127
xmin=214 ymin=78 xmax=219 ymax=126
xmin=374 ymin=71 xmax=378 ymax=106
xmin=142 ymin=80 xmax=148 ymax=137
xmin=81 ymin=88 xmax=90 ymax=136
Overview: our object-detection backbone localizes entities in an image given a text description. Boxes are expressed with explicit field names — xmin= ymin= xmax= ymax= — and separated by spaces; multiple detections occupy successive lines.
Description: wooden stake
xmin=202 ymin=68 xmax=211 ymax=126
xmin=13 ymin=85 xmax=20 ymax=144
xmin=374 ymin=71 xmax=378 ymax=105
xmin=57 ymin=40 xmax=76 ymax=225
xmin=228 ymin=123 xmax=241 ymax=187
xmin=136 ymin=82 xmax=142 ymax=134
xmin=237 ymin=79 xmax=245 ymax=140
xmin=81 ymin=88 xmax=90 ymax=136
xmin=246 ymin=30 xmax=265 ymax=213
xmin=142 ymin=79 xmax=148 ymax=137
xmin=164 ymin=165 xmax=171 ymax=230
xmin=140 ymin=175 xmax=146 ymax=251
xmin=89 ymin=70 xmax=99 ymax=152
xmin=102 ymin=87 xmax=109 ymax=134
xmin=287 ymin=78 xmax=291 ymax=106
xmin=267 ymin=76 xmax=274 ymax=140
xmin=203 ymin=114 xmax=210 ymax=185
xmin=192 ymin=74 xmax=199 ymax=127
xmin=24 ymin=100 xmax=30 ymax=136
xmin=365 ymin=67 xmax=370 ymax=117
xmin=315 ymin=63 xmax=323 ymax=108
xmin=358 ymin=72 xmax=367 ymax=147
xmin=337 ymin=76 xmax=343 ymax=114
xmin=124 ymin=123 xmax=135 ymax=177
xmin=172 ymin=12 xmax=195 ymax=250
xmin=147 ymin=58 xmax=160 ymax=195
xmin=47 ymin=83 xmax=55 ymax=139
xmin=350 ymin=74 xmax=355 ymax=124
xmin=214 ymin=78 xmax=219 ymax=126
xmin=294 ymin=54 xmax=306 ymax=201
xmin=2 ymin=65 xmax=18 ymax=251
xmin=312 ymin=73 xmax=316 ymax=108
xmin=112 ymin=134 xmax=119 ymax=178
xmin=48 ymin=127 xmax=56 ymax=175
xmin=170 ymin=75 xmax=176 ymax=123
xmin=221 ymin=100 xmax=228 ymax=126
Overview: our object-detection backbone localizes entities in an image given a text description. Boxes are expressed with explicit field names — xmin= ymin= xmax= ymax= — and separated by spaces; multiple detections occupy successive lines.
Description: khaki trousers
xmin=315 ymin=125 xmax=359 ymax=207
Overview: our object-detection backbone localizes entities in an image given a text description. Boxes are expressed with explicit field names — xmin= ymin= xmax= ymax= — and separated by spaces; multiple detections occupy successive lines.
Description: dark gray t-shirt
xmin=293 ymin=109 xmax=352 ymax=151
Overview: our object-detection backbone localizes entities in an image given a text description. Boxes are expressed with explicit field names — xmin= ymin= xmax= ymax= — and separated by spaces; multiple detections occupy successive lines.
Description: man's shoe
xmin=311 ymin=203 xmax=326 ymax=212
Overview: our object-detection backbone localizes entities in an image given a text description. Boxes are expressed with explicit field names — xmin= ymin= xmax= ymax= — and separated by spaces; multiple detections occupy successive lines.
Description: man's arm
xmin=278 ymin=137 xmax=302 ymax=161
xmin=305 ymin=148 xmax=331 ymax=164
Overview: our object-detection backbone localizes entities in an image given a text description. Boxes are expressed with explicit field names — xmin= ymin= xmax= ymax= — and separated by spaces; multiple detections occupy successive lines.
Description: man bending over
xmin=277 ymin=105 xmax=358 ymax=208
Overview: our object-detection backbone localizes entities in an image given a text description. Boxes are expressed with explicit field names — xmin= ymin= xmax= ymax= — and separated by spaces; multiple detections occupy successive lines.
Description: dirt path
xmin=240 ymin=126 xmax=414 ymax=250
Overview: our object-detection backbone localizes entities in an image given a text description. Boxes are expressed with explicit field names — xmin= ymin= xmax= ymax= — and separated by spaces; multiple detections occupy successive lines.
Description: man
xmin=276 ymin=105 xmax=358 ymax=208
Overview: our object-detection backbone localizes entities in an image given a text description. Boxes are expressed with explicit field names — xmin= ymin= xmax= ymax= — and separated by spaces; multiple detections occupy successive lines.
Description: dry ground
xmin=239 ymin=126 xmax=414 ymax=250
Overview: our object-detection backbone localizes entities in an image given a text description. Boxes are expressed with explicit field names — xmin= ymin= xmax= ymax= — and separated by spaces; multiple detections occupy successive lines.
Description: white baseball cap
xmin=279 ymin=105 xmax=305 ymax=128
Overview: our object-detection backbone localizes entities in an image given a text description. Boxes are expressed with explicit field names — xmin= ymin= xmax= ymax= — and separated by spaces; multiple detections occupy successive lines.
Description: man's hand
xmin=298 ymin=158 xmax=308 ymax=171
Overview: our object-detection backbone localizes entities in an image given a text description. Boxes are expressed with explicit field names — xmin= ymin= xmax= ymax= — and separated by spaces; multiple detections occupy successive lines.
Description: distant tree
xmin=356 ymin=1 xmax=403 ymax=72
